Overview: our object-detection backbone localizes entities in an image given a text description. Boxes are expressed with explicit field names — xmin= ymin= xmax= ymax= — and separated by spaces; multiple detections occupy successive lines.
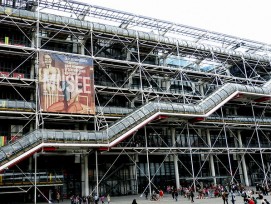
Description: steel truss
xmin=0 ymin=0 xmax=271 ymax=202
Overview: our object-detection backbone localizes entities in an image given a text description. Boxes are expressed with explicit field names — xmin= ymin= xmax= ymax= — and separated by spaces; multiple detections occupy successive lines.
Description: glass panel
xmin=2 ymin=145 xmax=14 ymax=157
xmin=46 ymin=131 xmax=55 ymax=141
xmin=120 ymin=120 xmax=130 ymax=128
xmin=11 ymin=142 xmax=22 ymax=153
xmin=145 ymin=103 xmax=155 ymax=113
xmin=95 ymin=132 xmax=105 ymax=140
xmin=0 ymin=150 xmax=6 ymax=161
xmin=35 ymin=131 xmax=43 ymax=140
xmin=73 ymin=132 xmax=81 ymax=141
xmin=171 ymin=104 xmax=179 ymax=112
xmin=114 ymin=122 xmax=126 ymax=132
xmin=136 ymin=110 xmax=146 ymax=119
xmin=65 ymin=132 xmax=73 ymax=141
xmin=109 ymin=126 xmax=118 ymax=135
xmin=28 ymin=133 xmax=39 ymax=144
xmin=122 ymin=118 xmax=132 ymax=127
xmin=131 ymin=112 xmax=141 ymax=121
xmin=19 ymin=136 xmax=30 ymax=148
xmin=126 ymin=116 xmax=136 ymax=125
xmin=80 ymin=132 xmax=89 ymax=141
xmin=185 ymin=106 xmax=194 ymax=113
xmin=212 ymin=94 xmax=221 ymax=105
xmin=55 ymin=131 xmax=64 ymax=140
xmin=87 ymin=132 xmax=96 ymax=140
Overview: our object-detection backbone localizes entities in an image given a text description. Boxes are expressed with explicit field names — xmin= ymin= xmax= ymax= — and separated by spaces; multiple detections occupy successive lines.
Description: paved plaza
xmin=28 ymin=193 xmax=271 ymax=204
xmin=83 ymin=194 xmax=271 ymax=204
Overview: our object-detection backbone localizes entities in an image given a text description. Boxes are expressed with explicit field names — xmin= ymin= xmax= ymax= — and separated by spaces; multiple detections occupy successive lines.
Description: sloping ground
xmin=0 ymin=82 xmax=271 ymax=171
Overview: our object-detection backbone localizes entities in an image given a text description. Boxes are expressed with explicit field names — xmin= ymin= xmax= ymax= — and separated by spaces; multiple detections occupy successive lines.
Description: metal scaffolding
xmin=0 ymin=0 xmax=271 ymax=203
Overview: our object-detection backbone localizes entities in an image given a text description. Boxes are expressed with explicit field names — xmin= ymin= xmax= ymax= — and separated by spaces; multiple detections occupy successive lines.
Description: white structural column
xmin=171 ymin=127 xmax=180 ymax=189
xmin=187 ymin=125 xmax=196 ymax=192
xmin=80 ymin=38 xmax=86 ymax=55
xmin=81 ymin=127 xmax=89 ymax=195
xmin=35 ymin=1 xmax=40 ymax=131
xmin=206 ymin=129 xmax=216 ymax=185
xmin=84 ymin=154 xmax=89 ymax=196
xmin=34 ymin=153 xmax=37 ymax=204
xmin=81 ymin=155 xmax=85 ymax=195
xmin=237 ymin=130 xmax=249 ymax=186
xmin=145 ymin=127 xmax=151 ymax=196
xmin=29 ymin=125 xmax=33 ymax=171
xmin=95 ymin=150 xmax=99 ymax=196
xmin=129 ymin=162 xmax=135 ymax=194
xmin=130 ymin=154 xmax=138 ymax=194
xmin=134 ymin=154 xmax=139 ymax=194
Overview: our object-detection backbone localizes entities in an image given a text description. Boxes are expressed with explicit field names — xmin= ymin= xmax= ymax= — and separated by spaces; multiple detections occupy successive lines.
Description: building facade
xmin=0 ymin=0 xmax=271 ymax=202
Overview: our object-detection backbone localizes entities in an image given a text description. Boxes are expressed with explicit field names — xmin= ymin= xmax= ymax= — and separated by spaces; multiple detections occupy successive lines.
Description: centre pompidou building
xmin=0 ymin=0 xmax=270 ymax=202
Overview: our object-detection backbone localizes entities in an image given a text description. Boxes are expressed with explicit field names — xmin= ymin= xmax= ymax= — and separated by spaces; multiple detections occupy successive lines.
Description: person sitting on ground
xmin=159 ymin=189 xmax=164 ymax=199
xmin=151 ymin=190 xmax=158 ymax=201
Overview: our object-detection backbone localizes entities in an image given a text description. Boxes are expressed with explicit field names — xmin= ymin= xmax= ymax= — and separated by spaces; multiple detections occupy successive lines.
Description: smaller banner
xmin=0 ymin=136 xmax=7 ymax=147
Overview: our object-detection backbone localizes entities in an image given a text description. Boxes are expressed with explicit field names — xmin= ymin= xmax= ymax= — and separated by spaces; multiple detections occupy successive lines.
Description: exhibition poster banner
xmin=39 ymin=52 xmax=95 ymax=114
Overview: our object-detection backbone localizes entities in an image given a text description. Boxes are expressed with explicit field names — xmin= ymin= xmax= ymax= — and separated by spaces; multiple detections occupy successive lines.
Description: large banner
xmin=39 ymin=52 xmax=95 ymax=114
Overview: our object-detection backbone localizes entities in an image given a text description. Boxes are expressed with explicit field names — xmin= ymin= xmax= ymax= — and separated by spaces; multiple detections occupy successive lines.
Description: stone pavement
xmin=98 ymin=194 xmax=270 ymax=204
xmin=32 ymin=193 xmax=271 ymax=204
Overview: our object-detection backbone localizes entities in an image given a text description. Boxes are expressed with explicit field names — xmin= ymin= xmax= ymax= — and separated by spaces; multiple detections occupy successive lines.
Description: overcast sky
xmin=79 ymin=0 xmax=271 ymax=45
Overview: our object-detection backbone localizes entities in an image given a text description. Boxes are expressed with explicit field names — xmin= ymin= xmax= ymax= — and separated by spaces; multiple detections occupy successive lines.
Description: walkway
xmin=30 ymin=193 xmax=271 ymax=204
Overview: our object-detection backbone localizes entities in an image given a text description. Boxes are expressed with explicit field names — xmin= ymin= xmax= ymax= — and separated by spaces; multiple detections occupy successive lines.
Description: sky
xmin=78 ymin=0 xmax=271 ymax=45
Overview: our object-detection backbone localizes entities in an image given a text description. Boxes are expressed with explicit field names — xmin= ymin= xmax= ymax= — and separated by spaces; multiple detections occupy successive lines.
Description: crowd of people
xmin=138 ymin=182 xmax=271 ymax=204
xmin=69 ymin=194 xmax=110 ymax=204
xmin=57 ymin=181 xmax=271 ymax=204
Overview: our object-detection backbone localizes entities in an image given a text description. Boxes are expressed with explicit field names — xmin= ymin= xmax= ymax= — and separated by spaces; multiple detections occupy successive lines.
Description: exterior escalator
xmin=0 ymin=82 xmax=271 ymax=171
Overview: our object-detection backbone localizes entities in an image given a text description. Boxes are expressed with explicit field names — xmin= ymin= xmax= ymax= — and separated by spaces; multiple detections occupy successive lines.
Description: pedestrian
xmin=132 ymin=199 xmax=137 ymax=204
xmin=172 ymin=189 xmax=175 ymax=199
xmin=88 ymin=195 xmax=94 ymax=204
xmin=56 ymin=191 xmax=60 ymax=203
xmin=264 ymin=199 xmax=270 ymax=204
xmin=252 ymin=196 xmax=257 ymax=204
xmin=222 ymin=191 xmax=229 ymax=204
xmin=94 ymin=194 xmax=99 ymax=204
xmin=159 ymin=189 xmax=164 ymax=199
xmin=190 ymin=191 xmax=195 ymax=203
xmin=174 ymin=190 xmax=178 ymax=201
xmin=230 ymin=191 xmax=236 ymax=204
xmin=107 ymin=194 xmax=111 ymax=204
xmin=246 ymin=197 xmax=255 ymax=204
xmin=144 ymin=190 xmax=148 ymax=200
xmin=167 ymin=185 xmax=171 ymax=194
xmin=82 ymin=196 xmax=88 ymax=204
xmin=100 ymin=195 xmax=105 ymax=204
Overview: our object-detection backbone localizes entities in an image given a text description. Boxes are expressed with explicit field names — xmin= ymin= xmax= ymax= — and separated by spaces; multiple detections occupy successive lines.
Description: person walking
xmin=94 ymin=194 xmax=99 ymax=204
xmin=230 ymin=191 xmax=236 ymax=204
xmin=172 ymin=189 xmax=175 ymax=200
xmin=107 ymin=194 xmax=110 ymax=204
xmin=222 ymin=191 xmax=229 ymax=204
xmin=144 ymin=190 xmax=148 ymax=200
xmin=190 ymin=190 xmax=195 ymax=203
xmin=56 ymin=191 xmax=60 ymax=203
xmin=100 ymin=195 xmax=105 ymax=204
xmin=174 ymin=190 xmax=179 ymax=202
